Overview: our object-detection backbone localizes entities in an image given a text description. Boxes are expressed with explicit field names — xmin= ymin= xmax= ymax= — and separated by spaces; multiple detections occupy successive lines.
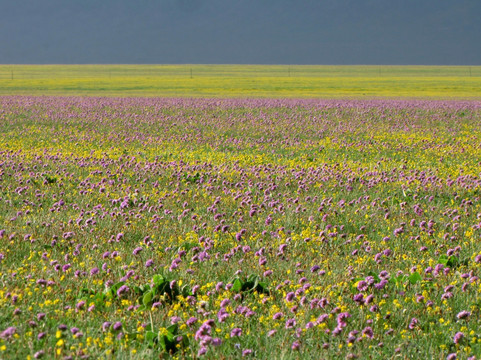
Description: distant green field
xmin=0 ymin=64 xmax=480 ymax=98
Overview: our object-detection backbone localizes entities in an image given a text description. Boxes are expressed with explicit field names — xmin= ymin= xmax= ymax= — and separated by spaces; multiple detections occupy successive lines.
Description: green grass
xmin=0 ymin=64 xmax=480 ymax=98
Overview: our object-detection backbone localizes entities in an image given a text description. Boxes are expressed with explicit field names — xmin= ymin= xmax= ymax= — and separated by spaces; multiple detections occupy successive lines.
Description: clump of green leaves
xmin=231 ymin=274 xmax=269 ymax=295
xmin=136 ymin=274 xmax=192 ymax=310
xmin=182 ymin=172 xmax=201 ymax=184
xmin=43 ymin=175 xmax=57 ymax=184
xmin=145 ymin=323 xmax=189 ymax=356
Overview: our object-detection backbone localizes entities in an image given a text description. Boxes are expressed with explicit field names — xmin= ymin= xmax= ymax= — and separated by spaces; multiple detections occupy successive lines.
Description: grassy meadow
xmin=1 ymin=63 xmax=481 ymax=359
xmin=1 ymin=96 xmax=481 ymax=359
xmin=0 ymin=64 xmax=481 ymax=98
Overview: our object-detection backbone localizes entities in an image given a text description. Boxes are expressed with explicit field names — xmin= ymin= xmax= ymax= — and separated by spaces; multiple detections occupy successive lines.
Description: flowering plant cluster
xmin=0 ymin=97 xmax=481 ymax=359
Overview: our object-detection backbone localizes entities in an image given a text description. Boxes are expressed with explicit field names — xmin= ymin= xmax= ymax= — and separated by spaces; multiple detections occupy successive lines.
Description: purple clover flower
xmin=116 ymin=285 xmax=129 ymax=297
xmin=230 ymin=328 xmax=242 ymax=337
xmin=453 ymin=332 xmax=464 ymax=344
xmin=457 ymin=311 xmax=470 ymax=320
xmin=133 ymin=247 xmax=143 ymax=255
xmin=145 ymin=259 xmax=154 ymax=267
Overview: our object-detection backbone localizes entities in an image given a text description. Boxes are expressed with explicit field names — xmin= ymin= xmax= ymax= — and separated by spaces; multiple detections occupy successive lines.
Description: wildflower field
xmin=1 ymin=64 xmax=481 ymax=98
xmin=2 ymin=96 xmax=481 ymax=359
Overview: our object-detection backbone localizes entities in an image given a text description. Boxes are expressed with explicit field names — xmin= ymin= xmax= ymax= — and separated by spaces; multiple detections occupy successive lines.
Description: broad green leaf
xmin=143 ymin=291 xmax=154 ymax=307
xmin=145 ymin=331 xmax=156 ymax=345
xmin=232 ymin=278 xmax=243 ymax=292
xmin=446 ymin=256 xmax=459 ymax=268
xmin=181 ymin=333 xmax=189 ymax=347
xmin=438 ymin=255 xmax=449 ymax=266
xmin=153 ymin=274 xmax=165 ymax=286
xmin=408 ymin=272 xmax=422 ymax=284
xmin=159 ymin=334 xmax=177 ymax=352
xmin=253 ymin=276 xmax=259 ymax=290
xmin=166 ymin=324 xmax=178 ymax=335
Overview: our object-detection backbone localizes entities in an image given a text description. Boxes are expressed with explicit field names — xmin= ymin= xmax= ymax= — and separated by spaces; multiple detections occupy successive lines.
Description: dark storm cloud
xmin=0 ymin=0 xmax=479 ymax=64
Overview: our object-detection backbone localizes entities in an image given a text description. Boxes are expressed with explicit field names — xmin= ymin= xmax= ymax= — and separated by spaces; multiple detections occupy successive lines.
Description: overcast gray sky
xmin=1 ymin=0 xmax=480 ymax=65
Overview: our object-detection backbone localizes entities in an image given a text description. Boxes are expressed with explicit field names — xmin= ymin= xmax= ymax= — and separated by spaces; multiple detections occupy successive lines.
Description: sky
xmin=1 ymin=0 xmax=480 ymax=65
